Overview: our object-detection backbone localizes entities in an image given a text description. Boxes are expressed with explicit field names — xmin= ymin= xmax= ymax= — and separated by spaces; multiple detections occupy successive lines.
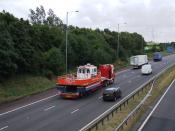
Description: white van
xmin=141 ymin=64 xmax=152 ymax=75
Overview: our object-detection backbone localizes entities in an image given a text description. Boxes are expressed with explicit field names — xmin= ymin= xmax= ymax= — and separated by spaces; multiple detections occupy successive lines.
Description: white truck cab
xmin=141 ymin=64 xmax=152 ymax=75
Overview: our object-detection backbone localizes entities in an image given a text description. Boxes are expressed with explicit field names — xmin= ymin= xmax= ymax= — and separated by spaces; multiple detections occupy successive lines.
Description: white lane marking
xmin=131 ymin=71 xmax=135 ymax=74
xmin=44 ymin=106 xmax=55 ymax=111
xmin=128 ymin=80 xmax=132 ymax=83
xmin=0 ymin=126 xmax=8 ymax=131
xmin=117 ymin=69 xmax=130 ymax=75
xmin=0 ymin=94 xmax=57 ymax=117
xmin=71 ymin=109 xmax=79 ymax=114
xmin=79 ymin=67 xmax=170 ymax=131
xmin=98 ymin=96 xmax=103 ymax=99
xmin=138 ymin=79 xmax=175 ymax=131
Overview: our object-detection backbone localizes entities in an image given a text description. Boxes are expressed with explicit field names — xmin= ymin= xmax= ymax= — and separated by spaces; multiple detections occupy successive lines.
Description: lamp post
xmin=117 ymin=23 xmax=127 ymax=59
xmin=65 ymin=11 xmax=79 ymax=74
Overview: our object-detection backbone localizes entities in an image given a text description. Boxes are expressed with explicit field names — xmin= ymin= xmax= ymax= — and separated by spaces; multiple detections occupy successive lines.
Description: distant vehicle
xmin=141 ymin=64 xmax=152 ymax=75
xmin=56 ymin=63 xmax=115 ymax=99
xmin=102 ymin=87 xmax=122 ymax=101
xmin=167 ymin=46 xmax=174 ymax=53
xmin=153 ymin=52 xmax=162 ymax=61
xmin=130 ymin=55 xmax=148 ymax=68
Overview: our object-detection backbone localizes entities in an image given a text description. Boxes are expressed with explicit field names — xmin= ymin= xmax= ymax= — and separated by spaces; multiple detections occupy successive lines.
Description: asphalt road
xmin=141 ymin=79 xmax=175 ymax=131
xmin=0 ymin=54 xmax=175 ymax=131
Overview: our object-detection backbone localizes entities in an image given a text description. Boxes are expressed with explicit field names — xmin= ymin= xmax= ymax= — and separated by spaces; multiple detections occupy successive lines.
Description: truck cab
xmin=153 ymin=52 xmax=162 ymax=61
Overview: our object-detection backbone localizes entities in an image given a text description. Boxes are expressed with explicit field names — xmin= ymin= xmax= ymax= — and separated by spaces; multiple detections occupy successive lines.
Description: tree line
xmin=0 ymin=6 xmax=146 ymax=80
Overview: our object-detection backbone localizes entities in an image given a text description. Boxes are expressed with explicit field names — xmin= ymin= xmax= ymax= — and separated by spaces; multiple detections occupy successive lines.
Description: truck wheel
xmin=104 ymin=82 xmax=108 ymax=87
xmin=79 ymin=93 xmax=83 ymax=98
xmin=113 ymin=96 xmax=117 ymax=101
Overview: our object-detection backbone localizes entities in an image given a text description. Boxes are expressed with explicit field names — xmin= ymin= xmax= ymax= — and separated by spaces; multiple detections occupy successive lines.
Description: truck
xmin=153 ymin=52 xmax=162 ymax=61
xmin=56 ymin=63 xmax=115 ymax=99
xmin=130 ymin=55 xmax=148 ymax=68
xmin=167 ymin=46 xmax=174 ymax=53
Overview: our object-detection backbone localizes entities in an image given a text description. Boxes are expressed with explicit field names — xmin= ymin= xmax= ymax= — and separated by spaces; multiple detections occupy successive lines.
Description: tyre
xmin=113 ymin=96 xmax=117 ymax=101
xmin=103 ymin=97 xmax=106 ymax=101
xmin=119 ymin=91 xmax=122 ymax=98
xmin=104 ymin=81 xmax=108 ymax=87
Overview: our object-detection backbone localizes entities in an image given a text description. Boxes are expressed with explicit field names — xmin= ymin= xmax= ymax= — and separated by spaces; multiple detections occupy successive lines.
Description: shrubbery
xmin=0 ymin=6 xmax=146 ymax=79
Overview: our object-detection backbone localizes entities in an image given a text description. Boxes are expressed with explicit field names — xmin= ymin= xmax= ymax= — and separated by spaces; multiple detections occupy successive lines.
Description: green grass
xmin=0 ymin=75 xmax=55 ymax=104
xmin=114 ymin=60 xmax=130 ymax=71
xmin=121 ymin=65 xmax=175 ymax=131
xmin=89 ymin=64 xmax=175 ymax=131
xmin=91 ymin=85 xmax=149 ymax=131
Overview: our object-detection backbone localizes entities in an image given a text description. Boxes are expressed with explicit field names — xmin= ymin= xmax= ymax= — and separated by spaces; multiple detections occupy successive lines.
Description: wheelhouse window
xmin=78 ymin=69 xmax=81 ymax=73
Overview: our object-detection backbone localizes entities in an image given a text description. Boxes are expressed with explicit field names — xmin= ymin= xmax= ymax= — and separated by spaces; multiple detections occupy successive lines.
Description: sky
xmin=0 ymin=0 xmax=175 ymax=42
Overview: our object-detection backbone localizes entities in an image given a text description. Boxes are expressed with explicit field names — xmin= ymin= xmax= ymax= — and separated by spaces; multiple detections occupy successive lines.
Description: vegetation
xmin=124 ymin=64 xmax=175 ymax=131
xmin=0 ymin=75 xmax=55 ymax=104
xmin=0 ymin=6 xmax=147 ymax=80
xmin=0 ymin=6 xmax=164 ymax=103
xmin=91 ymin=64 xmax=175 ymax=131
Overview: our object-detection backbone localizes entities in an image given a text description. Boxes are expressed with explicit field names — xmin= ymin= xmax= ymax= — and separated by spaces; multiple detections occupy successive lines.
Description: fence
xmin=80 ymin=63 xmax=175 ymax=131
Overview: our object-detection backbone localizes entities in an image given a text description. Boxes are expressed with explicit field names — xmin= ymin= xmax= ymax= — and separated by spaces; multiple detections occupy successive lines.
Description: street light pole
xmin=117 ymin=23 xmax=127 ymax=59
xmin=117 ymin=24 xmax=120 ymax=59
xmin=65 ymin=11 xmax=79 ymax=74
xmin=65 ymin=12 xmax=68 ymax=74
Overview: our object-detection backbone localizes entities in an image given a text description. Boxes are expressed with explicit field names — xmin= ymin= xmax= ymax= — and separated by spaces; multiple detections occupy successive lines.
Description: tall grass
xmin=0 ymin=75 xmax=55 ymax=104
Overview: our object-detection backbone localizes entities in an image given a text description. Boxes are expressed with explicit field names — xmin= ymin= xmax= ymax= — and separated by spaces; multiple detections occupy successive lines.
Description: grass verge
xmin=90 ymin=64 xmax=175 ymax=131
xmin=90 ymin=85 xmax=150 ymax=131
xmin=0 ymin=75 xmax=55 ymax=104
xmin=114 ymin=60 xmax=130 ymax=71
xmin=124 ymin=64 xmax=175 ymax=131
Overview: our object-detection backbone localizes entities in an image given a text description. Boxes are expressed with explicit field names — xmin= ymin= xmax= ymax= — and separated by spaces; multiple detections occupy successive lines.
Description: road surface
xmin=0 ymin=54 xmax=175 ymax=131
xmin=140 ymin=79 xmax=175 ymax=131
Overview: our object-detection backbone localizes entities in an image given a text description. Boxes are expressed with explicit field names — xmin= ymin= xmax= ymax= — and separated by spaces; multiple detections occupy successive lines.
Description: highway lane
xmin=140 ymin=79 xmax=175 ymax=131
xmin=0 ymin=54 xmax=175 ymax=131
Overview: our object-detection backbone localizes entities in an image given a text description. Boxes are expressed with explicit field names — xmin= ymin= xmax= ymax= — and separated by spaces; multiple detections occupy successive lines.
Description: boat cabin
xmin=77 ymin=64 xmax=97 ymax=79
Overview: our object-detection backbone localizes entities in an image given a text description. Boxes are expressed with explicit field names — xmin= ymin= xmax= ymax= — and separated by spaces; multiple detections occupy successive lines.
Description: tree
xmin=0 ymin=9 xmax=147 ymax=79
xmin=0 ymin=25 xmax=18 ymax=77
xmin=29 ymin=6 xmax=63 ymax=27
xmin=43 ymin=47 xmax=65 ymax=75
xmin=29 ymin=5 xmax=46 ymax=24
xmin=46 ymin=9 xmax=63 ymax=26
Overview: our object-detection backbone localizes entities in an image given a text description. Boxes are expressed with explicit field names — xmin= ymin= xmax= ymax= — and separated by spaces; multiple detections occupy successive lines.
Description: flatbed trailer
xmin=56 ymin=64 xmax=115 ymax=99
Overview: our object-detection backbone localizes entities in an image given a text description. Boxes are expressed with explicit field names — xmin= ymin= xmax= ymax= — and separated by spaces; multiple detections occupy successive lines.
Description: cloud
xmin=0 ymin=0 xmax=175 ymax=42
xmin=75 ymin=0 xmax=175 ymax=42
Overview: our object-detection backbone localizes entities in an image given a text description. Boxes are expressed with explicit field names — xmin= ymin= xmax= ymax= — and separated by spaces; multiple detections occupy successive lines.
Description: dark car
xmin=103 ymin=87 xmax=122 ymax=101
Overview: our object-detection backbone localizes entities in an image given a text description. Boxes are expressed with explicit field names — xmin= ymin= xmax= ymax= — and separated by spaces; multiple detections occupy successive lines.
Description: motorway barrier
xmin=80 ymin=63 xmax=175 ymax=131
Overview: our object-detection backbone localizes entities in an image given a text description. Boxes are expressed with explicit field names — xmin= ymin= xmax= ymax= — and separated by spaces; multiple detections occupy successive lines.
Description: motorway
xmin=0 ymin=54 xmax=175 ymax=131
xmin=140 ymin=79 xmax=175 ymax=131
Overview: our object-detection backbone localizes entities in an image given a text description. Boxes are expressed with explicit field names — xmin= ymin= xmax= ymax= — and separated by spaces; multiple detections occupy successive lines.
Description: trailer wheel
xmin=104 ymin=81 xmax=108 ymax=87
xmin=79 ymin=93 xmax=83 ymax=98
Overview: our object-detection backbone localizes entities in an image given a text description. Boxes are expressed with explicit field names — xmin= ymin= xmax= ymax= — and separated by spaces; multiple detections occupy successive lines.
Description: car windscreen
xmin=104 ymin=89 xmax=114 ymax=94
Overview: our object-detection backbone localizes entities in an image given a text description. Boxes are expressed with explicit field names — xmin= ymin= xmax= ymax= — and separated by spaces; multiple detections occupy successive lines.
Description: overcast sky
xmin=0 ymin=0 xmax=175 ymax=42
